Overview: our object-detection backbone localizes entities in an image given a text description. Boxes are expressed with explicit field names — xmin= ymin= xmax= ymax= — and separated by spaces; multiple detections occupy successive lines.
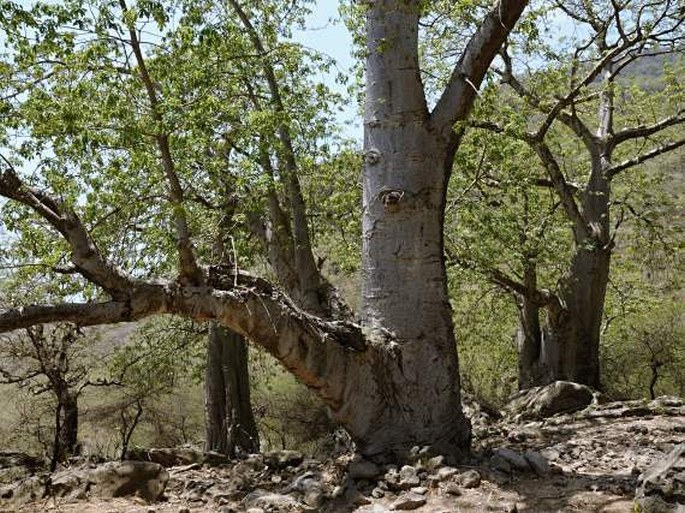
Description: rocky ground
xmin=1 ymin=383 xmax=684 ymax=513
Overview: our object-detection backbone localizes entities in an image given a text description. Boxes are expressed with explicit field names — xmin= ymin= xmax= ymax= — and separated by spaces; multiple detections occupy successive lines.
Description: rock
xmin=524 ymin=451 xmax=550 ymax=476
xmin=47 ymin=461 xmax=168 ymax=503
xmin=0 ymin=475 xmax=47 ymax=505
xmin=348 ymin=459 xmax=382 ymax=480
xmin=494 ymin=448 xmax=530 ymax=472
xmin=391 ymin=492 xmax=427 ymax=510
xmin=399 ymin=465 xmax=418 ymax=480
xmin=457 ymin=469 xmax=481 ymax=488
xmin=506 ymin=381 xmax=595 ymax=420
xmin=436 ymin=466 xmax=458 ymax=481
xmin=126 ymin=447 xmax=204 ymax=468
xmin=540 ymin=448 xmax=561 ymax=462
xmin=410 ymin=486 xmax=427 ymax=495
xmin=426 ymin=455 xmax=445 ymax=470
xmin=372 ymin=486 xmax=386 ymax=498
xmin=491 ymin=453 xmax=512 ymax=474
xmin=635 ymin=444 xmax=685 ymax=512
xmin=344 ymin=485 xmax=372 ymax=506
xmin=397 ymin=465 xmax=420 ymax=488
xmin=263 ymin=450 xmax=304 ymax=470
xmin=441 ymin=482 xmax=462 ymax=496
xmin=244 ymin=490 xmax=300 ymax=511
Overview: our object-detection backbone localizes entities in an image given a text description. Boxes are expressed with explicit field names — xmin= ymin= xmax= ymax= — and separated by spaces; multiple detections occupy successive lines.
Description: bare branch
xmin=608 ymin=138 xmax=685 ymax=178
xmin=611 ymin=110 xmax=685 ymax=147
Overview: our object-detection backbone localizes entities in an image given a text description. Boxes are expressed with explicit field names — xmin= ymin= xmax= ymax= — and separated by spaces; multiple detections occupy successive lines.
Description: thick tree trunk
xmin=357 ymin=2 xmax=470 ymax=457
xmin=533 ymin=160 xmax=611 ymax=389
xmin=357 ymin=123 xmax=470 ymax=460
xmin=539 ymin=246 xmax=610 ymax=388
xmin=205 ymin=323 xmax=259 ymax=456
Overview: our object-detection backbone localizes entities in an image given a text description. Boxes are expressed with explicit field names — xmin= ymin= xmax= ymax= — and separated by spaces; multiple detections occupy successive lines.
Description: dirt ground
xmin=3 ymin=397 xmax=683 ymax=513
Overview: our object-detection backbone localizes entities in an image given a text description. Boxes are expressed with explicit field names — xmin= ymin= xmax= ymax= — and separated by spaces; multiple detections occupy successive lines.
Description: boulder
xmin=90 ymin=461 xmax=169 ymax=501
xmin=635 ymin=444 xmax=685 ymax=512
xmin=0 ymin=474 xmax=47 ymax=505
xmin=126 ymin=447 xmax=206 ymax=467
xmin=506 ymin=381 xmax=595 ymax=420
xmin=391 ymin=492 xmax=427 ymax=510
xmin=1 ymin=461 xmax=168 ymax=506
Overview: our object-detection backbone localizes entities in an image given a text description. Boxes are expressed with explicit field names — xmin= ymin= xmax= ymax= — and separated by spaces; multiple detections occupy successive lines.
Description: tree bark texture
xmin=205 ymin=323 xmax=259 ymax=456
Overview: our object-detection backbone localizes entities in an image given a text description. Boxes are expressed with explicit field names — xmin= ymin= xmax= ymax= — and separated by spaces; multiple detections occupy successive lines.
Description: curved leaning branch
xmin=0 ymin=272 xmax=367 ymax=407
xmin=0 ymin=165 xmax=135 ymax=299
xmin=430 ymin=0 xmax=529 ymax=132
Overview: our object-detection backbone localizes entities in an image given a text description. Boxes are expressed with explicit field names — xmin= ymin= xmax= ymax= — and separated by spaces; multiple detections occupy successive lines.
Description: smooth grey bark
xmin=205 ymin=323 xmax=259 ymax=456
xmin=354 ymin=0 xmax=527 ymax=460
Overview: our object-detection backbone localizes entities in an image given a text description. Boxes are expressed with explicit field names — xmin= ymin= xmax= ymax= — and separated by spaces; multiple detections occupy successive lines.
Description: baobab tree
xmin=0 ymin=0 xmax=527 ymax=462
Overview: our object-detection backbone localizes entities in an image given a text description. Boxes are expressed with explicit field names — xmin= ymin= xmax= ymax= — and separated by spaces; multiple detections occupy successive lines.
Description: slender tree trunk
xmin=51 ymin=389 xmax=78 ymax=469
xmin=205 ymin=323 xmax=259 ymax=456
xmin=517 ymin=296 xmax=545 ymax=389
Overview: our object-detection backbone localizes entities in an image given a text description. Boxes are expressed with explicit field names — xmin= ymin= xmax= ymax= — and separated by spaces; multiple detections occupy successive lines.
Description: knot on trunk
xmin=365 ymin=149 xmax=381 ymax=166
xmin=380 ymin=189 xmax=405 ymax=212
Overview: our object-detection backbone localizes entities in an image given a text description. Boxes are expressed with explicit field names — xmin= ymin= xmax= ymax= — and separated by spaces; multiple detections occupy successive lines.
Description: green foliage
xmin=450 ymin=269 xmax=519 ymax=407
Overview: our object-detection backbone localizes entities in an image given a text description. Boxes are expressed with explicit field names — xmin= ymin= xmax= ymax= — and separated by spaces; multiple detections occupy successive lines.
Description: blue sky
xmin=292 ymin=2 xmax=361 ymax=140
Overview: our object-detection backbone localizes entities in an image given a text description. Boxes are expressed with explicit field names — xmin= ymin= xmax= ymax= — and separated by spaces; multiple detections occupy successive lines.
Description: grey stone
xmin=635 ymin=444 xmax=685 ymax=512
xmin=491 ymin=453 xmax=512 ymax=474
xmin=391 ymin=492 xmax=427 ymax=510
xmin=524 ymin=451 xmax=550 ymax=476
xmin=399 ymin=465 xmax=418 ymax=480
xmin=441 ymin=482 xmax=462 ymax=496
xmin=436 ymin=466 xmax=458 ymax=481
xmin=244 ymin=490 xmax=300 ymax=511
xmin=397 ymin=465 xmax=420 ymax=488
xmin=506 ymin=381 xmax=595 ymax=420
xmin=426 ymin=455 xmax=445 ymax=471
xmin=495 ymin=448 xmax=530 ymax=472
xmin=457 ymin=469 xmax=481 ymax=488
xmin=86 ymin=461 xmax=168 ymax=502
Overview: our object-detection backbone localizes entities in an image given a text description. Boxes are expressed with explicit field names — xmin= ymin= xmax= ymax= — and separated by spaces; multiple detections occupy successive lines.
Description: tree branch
xmin=0 ymin=164 xmax=135 ymax=298
xmin=119 ymin=0 xmax=203 ymax=286
xmin=531 ymin=140 xmax=589 ymax=241
xmin=607 ymin=138 xmax=685 ymax=178
xmin=431 ymin=0 xmax=529 ymax=131
xmin=611 ymin=110 xmax=685 ymax=147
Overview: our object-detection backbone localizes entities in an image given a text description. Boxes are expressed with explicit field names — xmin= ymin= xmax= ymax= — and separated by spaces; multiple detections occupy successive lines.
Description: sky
xmin=292 ymin=2 xmax=361 ymax=140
